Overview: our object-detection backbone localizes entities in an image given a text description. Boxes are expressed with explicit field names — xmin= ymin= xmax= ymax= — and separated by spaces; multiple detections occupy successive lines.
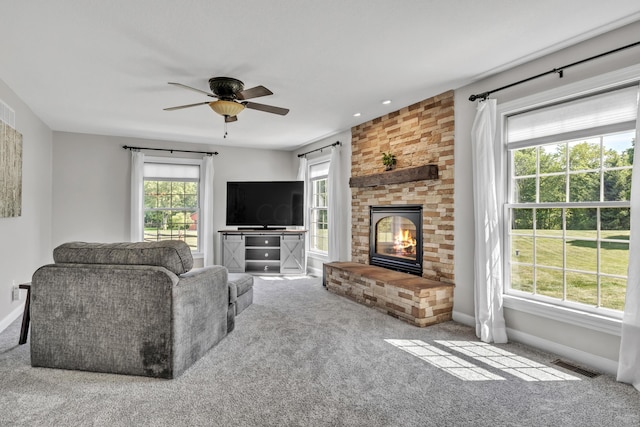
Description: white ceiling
xmin=1 ymin=1 xmax=639 ymax=150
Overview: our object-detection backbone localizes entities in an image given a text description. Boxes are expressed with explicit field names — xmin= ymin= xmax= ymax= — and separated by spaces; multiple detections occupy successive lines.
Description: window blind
xmin=507 ymin=85 xmax=638 ymax=147
xmin=309 ymin=161 xmax=330 ymax=179
xmin=143 ymin=162 xmax=200 ymax=180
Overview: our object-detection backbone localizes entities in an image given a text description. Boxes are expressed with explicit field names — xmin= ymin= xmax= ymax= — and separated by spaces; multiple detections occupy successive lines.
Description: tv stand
xmin=219 ymin=230 xmax=306 ymax=275
xmin=237 ymin=226 xmax=286 ymax=231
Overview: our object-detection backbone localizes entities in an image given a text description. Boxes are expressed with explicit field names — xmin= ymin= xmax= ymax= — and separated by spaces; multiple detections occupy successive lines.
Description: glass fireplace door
xmin=375 ymin=216 xmax=418 ymax=261
xmin=370 ymin=205 xmax=423 ymax=276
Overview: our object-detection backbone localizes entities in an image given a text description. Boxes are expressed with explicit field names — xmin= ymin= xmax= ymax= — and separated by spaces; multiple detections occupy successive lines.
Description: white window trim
xmin=307 ymin=155 xmax=330 ymax=258
xmin=503 ymin=295 xmax=622 ymax=336
xmin=497 ymin=64 xmax=640 ymax=333
xmin=144 ymin=156 xmax=204 ymax=257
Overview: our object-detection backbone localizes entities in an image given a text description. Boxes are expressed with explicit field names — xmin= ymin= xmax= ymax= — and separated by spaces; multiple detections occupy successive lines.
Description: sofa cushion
xmin=53 ymin=241 xmax=194 ymax=275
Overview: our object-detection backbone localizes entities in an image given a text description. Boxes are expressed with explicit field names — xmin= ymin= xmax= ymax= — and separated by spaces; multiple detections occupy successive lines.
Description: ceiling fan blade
xmin=163 ymin=101 xmax=211 ymax=111
xmin=243 ymin=101 xmax=289 ymax=116
xmin=236 ymin=85 xmax=273 ymax=100
xmin=225 ymin=115 xmax=238 ymax=123
xmin=168 ymin=82 xmax=217 ymax=98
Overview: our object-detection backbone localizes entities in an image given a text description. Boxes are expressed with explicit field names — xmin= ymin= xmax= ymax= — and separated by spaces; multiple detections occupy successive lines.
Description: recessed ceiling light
xmin=382 ymin=100 xmax=391 ymax=105
xmin=353 ymin=112 xmax=361 ymax=117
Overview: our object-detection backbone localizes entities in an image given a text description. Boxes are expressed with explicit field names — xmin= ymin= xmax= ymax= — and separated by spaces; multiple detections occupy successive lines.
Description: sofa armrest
xmin=172 ymin=265 xmax=229 ymax=376
xmin=178 ymin=265 xmax=227 ymax=281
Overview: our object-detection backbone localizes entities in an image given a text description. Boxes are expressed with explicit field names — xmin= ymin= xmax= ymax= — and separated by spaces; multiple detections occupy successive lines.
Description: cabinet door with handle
xmin=222 ymin=234 xmax=245 ymax=273
xmin=280 ymin=234 xmax=305 ymax=274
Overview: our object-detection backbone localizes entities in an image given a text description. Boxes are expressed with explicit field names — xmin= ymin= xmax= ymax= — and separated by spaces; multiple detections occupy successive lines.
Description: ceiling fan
xmin=164 ymin=77 xmax=289 ymax=135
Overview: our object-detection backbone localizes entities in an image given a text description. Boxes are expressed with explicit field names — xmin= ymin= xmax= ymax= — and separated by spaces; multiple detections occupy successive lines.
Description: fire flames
xmin=393 ymin=229 xmax=416 ymax=255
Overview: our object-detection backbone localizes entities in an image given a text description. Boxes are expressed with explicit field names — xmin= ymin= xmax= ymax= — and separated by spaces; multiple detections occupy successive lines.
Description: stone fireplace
xmin=350 ymin=90 xmax=455 ymax=283
xmin=369 ymin=205 xmax=423 ymax=276
xmin=324 ymin=90 xmax=455 ymax=327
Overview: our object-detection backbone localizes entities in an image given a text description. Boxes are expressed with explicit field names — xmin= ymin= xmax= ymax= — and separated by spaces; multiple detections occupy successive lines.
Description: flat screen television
xmin=226 ymin=181 xmax=304 ymax=229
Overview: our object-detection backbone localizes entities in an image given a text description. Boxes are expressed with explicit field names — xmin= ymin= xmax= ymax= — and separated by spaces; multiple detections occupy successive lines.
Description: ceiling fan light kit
xmin=164 ymin=77 xmax=289 ymax=118
xmin=164 ymin=76 xmax=289 ymax=138
xmin=209 ymin=100 xmax=245 ymax=117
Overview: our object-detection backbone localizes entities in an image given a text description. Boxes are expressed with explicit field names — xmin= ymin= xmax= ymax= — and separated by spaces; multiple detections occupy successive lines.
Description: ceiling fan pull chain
xmin=224 ymin=120 xmax=228 ymax=138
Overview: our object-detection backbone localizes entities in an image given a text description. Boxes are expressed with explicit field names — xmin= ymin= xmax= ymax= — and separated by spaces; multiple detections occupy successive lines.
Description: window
xmin=309 ymin=160 xmax=330 ymax=254
xmin=505 ymin=84 xmax=638 ymax=315
xmin=143 ymin=159 xmax=201 ymax=252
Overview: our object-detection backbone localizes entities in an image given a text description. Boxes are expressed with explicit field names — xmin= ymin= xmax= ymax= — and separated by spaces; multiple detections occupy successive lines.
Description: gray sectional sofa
xmin=29 ymin=241 xmax=251 ymax=379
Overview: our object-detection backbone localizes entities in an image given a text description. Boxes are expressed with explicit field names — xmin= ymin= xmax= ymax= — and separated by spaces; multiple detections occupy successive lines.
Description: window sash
xmin=508 ymin=129 xmax=635 ymax=205
xmin=311 ymin=177 xmax=328 ymax=208
xmin=309 ymin=206 xmax=328 ymax=253
xmin=506 ymin=205 xmax=629 ymax=312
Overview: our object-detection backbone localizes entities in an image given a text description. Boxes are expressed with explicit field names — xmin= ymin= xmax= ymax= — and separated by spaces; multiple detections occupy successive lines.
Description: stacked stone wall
xmin=350 ymin=90 xmax=454 ymax=283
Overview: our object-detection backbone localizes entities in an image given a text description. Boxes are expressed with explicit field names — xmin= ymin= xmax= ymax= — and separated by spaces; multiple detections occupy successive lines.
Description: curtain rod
xmin=122 ymin=145 xmax=218 ymax=156
xmin=468 ymin=40 xmax=640 ymax=102
xmin=297 ymin=141 xmax=341 ymax=158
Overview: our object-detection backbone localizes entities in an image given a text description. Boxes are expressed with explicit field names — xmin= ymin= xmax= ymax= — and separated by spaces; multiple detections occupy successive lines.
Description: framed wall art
xmin=0 ymin=121 xmax=23 ymax=218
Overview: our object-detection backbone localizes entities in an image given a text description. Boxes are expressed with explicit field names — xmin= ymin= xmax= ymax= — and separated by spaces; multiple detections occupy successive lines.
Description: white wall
xmin=0 ymin=79 xmax=53 ymax=329
xmin=51 ymin=132 xmax=295 ymax=266
xmin=454 ymin=20 xmax=640 ymax=373
xmin=292 ymin=130 xmax=352 ymax=275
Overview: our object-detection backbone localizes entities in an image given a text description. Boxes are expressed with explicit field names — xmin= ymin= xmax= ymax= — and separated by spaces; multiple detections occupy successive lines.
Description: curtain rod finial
xmin=469 ymin=93 xmax=489 ymax=102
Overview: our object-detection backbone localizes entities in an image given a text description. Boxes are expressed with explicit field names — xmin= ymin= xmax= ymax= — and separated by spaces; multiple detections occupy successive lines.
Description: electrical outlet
xmin=12 ymin=286 xmax=20 ymax=301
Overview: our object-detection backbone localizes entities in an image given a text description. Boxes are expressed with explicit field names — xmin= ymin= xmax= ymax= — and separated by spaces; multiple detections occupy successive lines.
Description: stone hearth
xmin=324 ymin=262 xmax=454 ymax=327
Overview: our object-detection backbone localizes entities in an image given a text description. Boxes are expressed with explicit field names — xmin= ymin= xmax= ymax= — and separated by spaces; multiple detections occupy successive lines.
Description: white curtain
xmin=617 ymin=86 xmax=640 ymax=390
xmin=471 ymin=99 xmax=508 ymax=343
xmin=130 ymin=151 xmax=144 ymax=242
xmin=297 ymin=156 xmax=308 ymax=232
xmin=297 ymin=156 xmax=307 ymax=181
xmin=200 ymin=155 xmax=215 ymax=266
xmin=327 ymin=146 xmax=343 ymax=261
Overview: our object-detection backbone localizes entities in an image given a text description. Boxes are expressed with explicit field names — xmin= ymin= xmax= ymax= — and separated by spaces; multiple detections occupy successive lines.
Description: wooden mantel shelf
xmin=349 ymin=164 xmax=438 ymax=188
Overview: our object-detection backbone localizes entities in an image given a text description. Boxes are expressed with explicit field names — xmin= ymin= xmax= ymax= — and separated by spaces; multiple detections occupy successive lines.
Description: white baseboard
xmin=0 ymin=302 xmax=25 ymax=334
xmin=307 ymin=265 xmax=323 ymax=278
xmin=451 ymin=310 xmax=618 ymax=376
xmin=506 ymin=328 xmax=618 ymax=377
xmin=452 ymin=310 xmax=475 ymax=327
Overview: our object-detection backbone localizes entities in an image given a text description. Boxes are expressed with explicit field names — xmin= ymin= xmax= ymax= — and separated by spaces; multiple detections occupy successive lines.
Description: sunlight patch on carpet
xmin=435 ymin=341 xmax=581 ymax=382
xmin=385 ymin=339 xmax=505 ymax=381
xmin=386 ymin=339 xmax=582 ymax=382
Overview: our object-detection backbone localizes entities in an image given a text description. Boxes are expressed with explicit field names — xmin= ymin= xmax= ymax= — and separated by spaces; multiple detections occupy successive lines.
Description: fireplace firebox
xmin=369 ymin=205 xmax=423 ymax=276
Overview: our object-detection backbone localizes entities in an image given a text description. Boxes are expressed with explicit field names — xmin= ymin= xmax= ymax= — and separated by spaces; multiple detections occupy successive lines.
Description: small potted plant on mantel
xmin=382 ymin=152 xmax=397 ymax=171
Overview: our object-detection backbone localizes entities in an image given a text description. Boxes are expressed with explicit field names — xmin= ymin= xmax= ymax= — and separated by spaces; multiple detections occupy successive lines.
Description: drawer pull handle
xmin=265 ymin=253 xmax=269 ymax=258
xmin=265 ymin=240 xmax=269 ymax=245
